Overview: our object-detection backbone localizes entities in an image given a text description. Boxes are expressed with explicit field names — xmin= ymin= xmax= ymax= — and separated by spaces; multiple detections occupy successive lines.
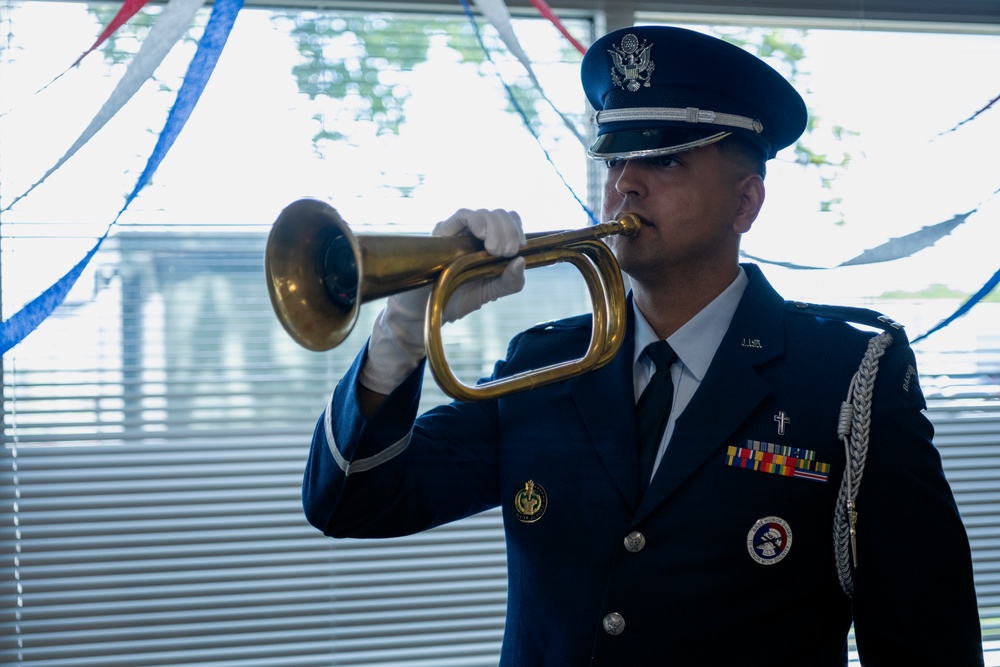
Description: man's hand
xmin=359 ymin=209 xmax=526 ymax=399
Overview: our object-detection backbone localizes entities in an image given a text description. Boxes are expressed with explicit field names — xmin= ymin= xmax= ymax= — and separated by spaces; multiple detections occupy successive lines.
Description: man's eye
xmin=604 ymin=158 xmax=623 ymax=169
xmin=651 ymin=155 xmax=680 ymax=168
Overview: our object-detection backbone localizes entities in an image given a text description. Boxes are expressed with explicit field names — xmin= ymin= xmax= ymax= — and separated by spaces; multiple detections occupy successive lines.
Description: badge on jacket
xmin=747 ymin=516 xmax=792 ymax=565
xmin=514 ymin=480 xmax=548 ymax=523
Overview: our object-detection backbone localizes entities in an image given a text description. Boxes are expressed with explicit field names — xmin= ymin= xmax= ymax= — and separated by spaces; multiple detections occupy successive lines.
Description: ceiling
xmin=299 ymin=0 xmax=1000 ymax=30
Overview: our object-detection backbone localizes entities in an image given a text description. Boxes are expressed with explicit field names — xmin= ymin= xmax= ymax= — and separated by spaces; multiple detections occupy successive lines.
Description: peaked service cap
xmin=582 ymin=26 xmax=808 ymax=160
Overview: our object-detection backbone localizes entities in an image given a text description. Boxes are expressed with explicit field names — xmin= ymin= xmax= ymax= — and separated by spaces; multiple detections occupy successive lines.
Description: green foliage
xmin=720 ymin=27 xmax=804 ymax=77
xmin=86 ymin=3 xmax=203 ymax=92
xmin=880 ymin=283 xmax=1000 ymax=301
xmin=496 ymin=38 xmax=585 ymax=136
xmin=283 ymin=14 xmax=427 ymax=131
xmin=715 ymin=27 xmax=857 ymax=222
xmin=87 ymin=4 xmax=157 ymax=66
xmin=276 ymin=13 xmax=502 ymax=145
xmin=81 ymin=6 xmax=856 ymax=214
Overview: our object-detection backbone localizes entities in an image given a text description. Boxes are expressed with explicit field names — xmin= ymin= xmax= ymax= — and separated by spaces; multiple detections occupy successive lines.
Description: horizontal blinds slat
xmin=6 ymin=427 xmax=326 ymax=444
xmin=5 ymin=400 xmax=998 ymax=662
xmin=0 ymin=4 xmax=584 ymax=664
xmin=27 ymin=629 xmax=505 ymax=662
xmin=7 ymin=6 xmax=999 ymax=664
xmin=25 ymin=584 xmax=506 ymax=620
xmin=3 ymin=431 xmax=509 ymax=665
xmin=2 ymin=229 xmax=579 ymax=443
xmin=4 ymin=400 xmax=998 ymax=662
xmin=930 ymin=401 xmax=1000 ymax=614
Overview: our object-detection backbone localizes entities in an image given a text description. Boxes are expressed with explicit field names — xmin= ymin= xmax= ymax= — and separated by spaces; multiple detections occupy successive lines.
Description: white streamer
xmin=472 ymin=0 xmax=587 ymax=147
xmin=2 ymin=0 xmax=207 ymax=211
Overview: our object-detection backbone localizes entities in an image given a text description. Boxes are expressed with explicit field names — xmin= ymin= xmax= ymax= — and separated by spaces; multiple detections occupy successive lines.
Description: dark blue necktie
xmin=636 ymin=340 xmax=678 ymax=491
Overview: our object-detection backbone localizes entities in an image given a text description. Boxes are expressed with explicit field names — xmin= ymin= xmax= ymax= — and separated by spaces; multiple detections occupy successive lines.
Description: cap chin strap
xmin=587 ymin=130 xmax=731 ymax=160
xmin=594 ymin=106 xmax=764 ymax=134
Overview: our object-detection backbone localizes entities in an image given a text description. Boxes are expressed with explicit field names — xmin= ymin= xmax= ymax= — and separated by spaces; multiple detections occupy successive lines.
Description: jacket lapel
xmin=634 ymin=265 xmax=787 ymax=522
xmin=568 ymin=302 xmax=643 ymax=512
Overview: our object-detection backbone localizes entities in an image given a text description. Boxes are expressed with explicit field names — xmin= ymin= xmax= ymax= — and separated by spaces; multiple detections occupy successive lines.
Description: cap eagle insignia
xmin=609 ymin=34 xmax=654 ymax=92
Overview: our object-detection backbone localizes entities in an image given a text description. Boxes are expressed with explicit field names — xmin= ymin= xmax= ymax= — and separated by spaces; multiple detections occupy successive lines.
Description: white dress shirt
xmin=632 ymin=267 xmax=749 ymax=481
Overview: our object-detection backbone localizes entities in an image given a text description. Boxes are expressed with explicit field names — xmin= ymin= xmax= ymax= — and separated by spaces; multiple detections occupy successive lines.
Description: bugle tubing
xmin=426 ymin=237 xmax=629 ymax=401
xmin=264 ymin=198 xmax=640 ymax=400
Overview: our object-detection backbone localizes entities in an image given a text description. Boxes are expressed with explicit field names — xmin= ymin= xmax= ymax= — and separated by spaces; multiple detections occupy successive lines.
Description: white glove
xmin=360 ymin=209 xmax=527 ymax=395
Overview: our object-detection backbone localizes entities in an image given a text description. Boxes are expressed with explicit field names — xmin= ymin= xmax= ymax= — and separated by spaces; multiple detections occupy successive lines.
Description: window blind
xmin=5 ymin=255 xmax=999 ymax=666
xmin=0 ymin=227 xmax=599 ymax=665
xmin=1 ymin=4 xmax=592 ymax=664
xmin=3 ymin=3 xmax=1000 ymax=665
xmin=930 ymin=399 xmax=1000 ymax=643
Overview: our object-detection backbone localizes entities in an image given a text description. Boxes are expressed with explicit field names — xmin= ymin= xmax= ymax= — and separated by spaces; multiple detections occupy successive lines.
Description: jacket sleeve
xmin=850 ymin=341 xmax=983 ymax=665
xmin=301 ymin=341 xmax=502 ymax=539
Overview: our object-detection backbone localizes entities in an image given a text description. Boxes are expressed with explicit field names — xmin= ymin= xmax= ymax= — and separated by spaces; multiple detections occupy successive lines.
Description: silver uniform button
xmin=624 ymin=531 xmax=646 ymax=553
xmin=603 ymin=612 xmax=625 ymax=636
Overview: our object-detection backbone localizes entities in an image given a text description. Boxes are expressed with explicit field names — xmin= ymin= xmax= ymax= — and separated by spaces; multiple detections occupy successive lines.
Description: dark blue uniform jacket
xmin=303 ymin=263 xmax=983 ymax=666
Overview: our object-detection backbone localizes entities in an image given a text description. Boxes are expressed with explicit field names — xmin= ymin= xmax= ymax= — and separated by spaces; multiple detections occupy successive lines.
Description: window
xmin=0 ymin=4 xmax=592 ymax=664
xmin=2 ymin=2 xmax=999 ymax=664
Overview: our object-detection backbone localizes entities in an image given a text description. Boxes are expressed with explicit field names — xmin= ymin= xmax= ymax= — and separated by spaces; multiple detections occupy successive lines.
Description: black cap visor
xmin=587 ymin=127 xmax=732 ymax=160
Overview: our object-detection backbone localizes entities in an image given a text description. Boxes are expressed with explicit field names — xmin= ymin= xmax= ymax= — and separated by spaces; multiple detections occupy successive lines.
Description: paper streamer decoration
xmin=73 ymin=0 xmax=153 ymax=67
xmin=0 ymin=0 xmax=153 ymax=115
xmin=460 ymin=0 xmax=597 ymax=224
xmin=939 ymin=92 xmax=1000 ymax=137
xmin=839 ymin=212 xmax=972 ymax=266
xmin=471 ymin=0 xmax=587 ymax=147
xmin=2 ymin=0 xmax=207 ymax=213
xmin=912 ymin=266 xmax=1000 ymax=344
xmin=112 ymin=0 xmax=243 ymax=221
xmin=0 ymin=237 xmax=108 ymax=354
xmin=1 ymin=0 xmax=993 ymax=351
xmin=527 ymin=0 xmax=587 ymax=54
xmin=1 ymin=0 xmax=244 ymax=355
xmin=740 ymin=207 xmax=999 ymax=342
xmin=462 ymin=0 xmax=999 ymax=341
xmin=740 ymin=211 xmax=973 ymax=270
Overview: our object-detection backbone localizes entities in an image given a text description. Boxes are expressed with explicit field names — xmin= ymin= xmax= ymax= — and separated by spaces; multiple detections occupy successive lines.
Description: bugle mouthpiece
xmin=615 ymin=213 xmax=642 ymax=237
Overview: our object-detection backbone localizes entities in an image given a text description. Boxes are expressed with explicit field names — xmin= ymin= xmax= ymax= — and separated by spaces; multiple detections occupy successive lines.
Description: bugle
xmin=264 ymin=198 xmax=640 ymax=401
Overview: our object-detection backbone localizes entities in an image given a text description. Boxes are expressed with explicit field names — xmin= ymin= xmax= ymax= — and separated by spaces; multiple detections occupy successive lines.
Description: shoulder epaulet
xmin=523 ymin=313 xmax=592 ymax=334
xmin=784 ymin=300 xmax=910 ymax=346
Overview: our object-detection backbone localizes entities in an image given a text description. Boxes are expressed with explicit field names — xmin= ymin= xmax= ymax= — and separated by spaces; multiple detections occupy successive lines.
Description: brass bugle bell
xmin=264 ymin=198 xmax=640 ymax=401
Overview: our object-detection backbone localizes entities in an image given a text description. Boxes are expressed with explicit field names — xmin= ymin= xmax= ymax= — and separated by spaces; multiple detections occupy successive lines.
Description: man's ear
xmin=733 ymin=174 xmax=765 ymax=234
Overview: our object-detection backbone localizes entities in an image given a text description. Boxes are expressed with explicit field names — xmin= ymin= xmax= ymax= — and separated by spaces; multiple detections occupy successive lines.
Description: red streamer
xmin=527 ymin=0 xmax=587 ymax=55
xmin=72 ymin=0 xmax=151 ymax=67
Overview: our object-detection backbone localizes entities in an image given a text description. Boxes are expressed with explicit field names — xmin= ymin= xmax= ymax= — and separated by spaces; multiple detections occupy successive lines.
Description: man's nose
xmin=612 ymin=160 xmax=646 ymax=198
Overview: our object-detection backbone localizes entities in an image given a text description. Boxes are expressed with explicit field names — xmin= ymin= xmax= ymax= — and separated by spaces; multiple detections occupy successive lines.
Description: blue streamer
xmin=911 ymin=266 xmax=1000 ymax=344
xmin=458 ymin=0 xmax=598 ymax=225
xmin=0 ymin=0 xmax=244 ymax=356
xmin=742 ymin=211 xmax=974 ymax=270
xmin=1 ymin=0 xmax=989 ymax=353
xmin=0 ymin=235 xmax=108 ymax=353
xmin=457 ymin=0 xmax=995 ymax=343
xmin=112 ymin=0 xmax=244 ymax=221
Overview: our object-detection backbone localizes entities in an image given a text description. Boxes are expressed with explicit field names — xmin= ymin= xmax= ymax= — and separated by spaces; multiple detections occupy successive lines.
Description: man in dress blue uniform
xmin=301 ymin=25 xmax=983 ymax=665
